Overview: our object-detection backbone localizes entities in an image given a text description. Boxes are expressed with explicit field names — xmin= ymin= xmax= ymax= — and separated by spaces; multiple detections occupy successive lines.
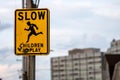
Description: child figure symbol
xmin=24 ymin=21 xmax=43 ymax=43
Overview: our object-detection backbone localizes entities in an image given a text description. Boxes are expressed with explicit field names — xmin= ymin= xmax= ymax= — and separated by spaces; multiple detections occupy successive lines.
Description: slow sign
xmin=15 ymin=9 xmax=50 ymax=55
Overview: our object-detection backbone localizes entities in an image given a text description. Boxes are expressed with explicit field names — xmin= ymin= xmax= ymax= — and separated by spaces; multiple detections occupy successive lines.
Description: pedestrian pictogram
xmin=15 ymin=9 xmax=50 ymax=55
xmin=25 ymin=21 xmax=43 ymax=43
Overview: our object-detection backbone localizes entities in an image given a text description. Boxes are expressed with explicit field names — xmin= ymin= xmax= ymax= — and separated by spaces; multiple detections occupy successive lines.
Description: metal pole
xmin=22 ymin=0 xmax=36 ymax=80
xmin=26 ymin=0 xmax=32 ymax=8
xmin=22 ymin=1 xmax=28 ymax=80
xmin=22 ymin=0 xmax=24 ymax=8
xmin=26 ymin=0 xmax=36 ymax=79
xmin=29 ymin=56 xmax=35 ymax=80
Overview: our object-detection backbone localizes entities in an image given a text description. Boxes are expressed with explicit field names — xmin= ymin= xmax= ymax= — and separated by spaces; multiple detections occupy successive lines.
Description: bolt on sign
xmin=15 ymin=9 xmax=50 ymax=55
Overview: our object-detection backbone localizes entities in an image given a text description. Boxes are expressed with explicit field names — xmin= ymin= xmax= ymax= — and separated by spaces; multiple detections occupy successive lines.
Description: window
xmin=89 ymin=77 xmax=93 ymax=79
xmin=53 ymin=65 xmax=58 ymax=67
xmin=60 ymin=69 xmax=64 ymax=72
xmin=60 ymin=74 xmax=65 ymax=77
xmin=60 ymin=65 xmax=64 ymax=67
xmin=53 ymin=75 xmax=58 ymax=77
xmin=89 ymin=67 xmax=93 ymax=69
xmin=75 ymin=78 xmax=82 ymax=80
xmin=74 ymin=63 xmax=78 ymax=66
xmin=61 ymin=60 xmax=66 ymax=62
xmin=74 ymin=68 xmax=78 ymax=71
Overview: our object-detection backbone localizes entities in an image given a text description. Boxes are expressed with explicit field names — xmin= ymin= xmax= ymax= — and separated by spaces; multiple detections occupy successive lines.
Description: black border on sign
xmin=14 ymin=8 xmax=50 ymax=56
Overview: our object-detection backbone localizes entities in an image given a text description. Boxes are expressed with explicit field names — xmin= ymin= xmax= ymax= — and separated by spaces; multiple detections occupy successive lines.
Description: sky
xmin=0 ymin=0 xmax=120 ymax=80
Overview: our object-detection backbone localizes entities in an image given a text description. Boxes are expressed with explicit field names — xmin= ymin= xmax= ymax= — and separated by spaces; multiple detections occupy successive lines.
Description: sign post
xmin=15 ymin=1 xmax=50 ymax=80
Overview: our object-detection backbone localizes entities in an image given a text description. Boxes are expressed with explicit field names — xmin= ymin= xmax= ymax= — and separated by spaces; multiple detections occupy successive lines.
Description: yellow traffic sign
xmin=15 ymin=9 xmax=50 ymax=55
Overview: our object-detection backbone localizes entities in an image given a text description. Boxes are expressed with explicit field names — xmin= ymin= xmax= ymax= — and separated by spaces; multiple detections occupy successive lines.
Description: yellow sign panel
xmin=15 ymin=9 xmax=50 ymax=55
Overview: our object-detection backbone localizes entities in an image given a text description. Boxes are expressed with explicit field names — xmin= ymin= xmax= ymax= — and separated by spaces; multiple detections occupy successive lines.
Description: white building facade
xmin=51 ymin=48 xmax=103 ymax=80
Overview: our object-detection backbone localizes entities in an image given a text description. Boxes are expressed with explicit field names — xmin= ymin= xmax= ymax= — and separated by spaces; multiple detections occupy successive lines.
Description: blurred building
xmin=107 ymin=39 xmax=120 ymax=54
xmin=103 ymin=54 xmax=120 ymax=80
xmin=112 ymin=61 xmax=120 ymax=80
xmin=51 ymin=48 xmax=103 ymax=80
xmin=103 ymin=39 xmax=120 ymax=80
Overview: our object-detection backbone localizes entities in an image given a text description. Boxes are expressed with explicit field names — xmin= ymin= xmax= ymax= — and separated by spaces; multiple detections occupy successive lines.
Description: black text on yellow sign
xmin=15 ymin=9 xmax=50 ymax=55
